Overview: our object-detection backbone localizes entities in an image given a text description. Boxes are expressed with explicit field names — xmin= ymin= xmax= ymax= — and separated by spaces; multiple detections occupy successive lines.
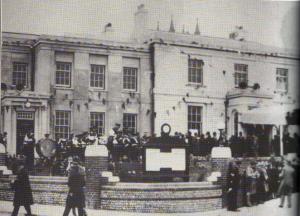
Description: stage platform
xmin=0 ymin=175 xmax=222 ymax=213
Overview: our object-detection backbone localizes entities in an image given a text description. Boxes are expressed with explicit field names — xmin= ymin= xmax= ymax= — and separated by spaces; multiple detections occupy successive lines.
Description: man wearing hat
xmin=278 ymin=158 xmax=295 ymax=208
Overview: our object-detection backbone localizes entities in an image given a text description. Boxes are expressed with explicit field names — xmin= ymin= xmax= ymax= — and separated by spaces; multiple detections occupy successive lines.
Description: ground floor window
xmin=123 ymin=113 xmax=137 ymax=134
xmin=188 ymin=105 xmax=202 ymax=134
xmin=90 ymin=112 xmax=105 ymax=135
xmin=55 ymin=110 xmax=71 ymax=140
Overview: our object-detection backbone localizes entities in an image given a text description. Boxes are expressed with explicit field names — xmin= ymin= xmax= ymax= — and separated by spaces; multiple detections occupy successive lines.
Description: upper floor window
xmin=123 ymin=113 xmax=137 ymax=134
xmin=188 ymin=105 xmax=202 ymax=134
xmin=55 ymin=110 xmax=71 ymax=140
xmin=276 ymin=68 xmax=288 ymax=92
xmin=90 ymin=64 xmax=105 ymax=89
xmin=12 ymin=62 xmax=28 ymax=87
xmin=90 ymin=112 xmax=105 ymax=135
xmin=234 ymin=64 xmax=248 ymax=87
xmin=123 ymin=67 xmax=137 ymax=91
xmin=188 ymin=59 xmax=203 ymax=84
xmin=56 ymin=62 xmax=72 ymax=87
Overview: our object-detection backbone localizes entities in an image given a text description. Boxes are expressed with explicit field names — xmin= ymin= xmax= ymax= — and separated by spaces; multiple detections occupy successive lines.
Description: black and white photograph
xmin=0 ymin=0 xmax=299 ymax=215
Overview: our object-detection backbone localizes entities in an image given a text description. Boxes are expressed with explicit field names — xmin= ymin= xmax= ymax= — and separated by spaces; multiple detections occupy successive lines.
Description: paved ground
xmin=0 ymin=194 xmax=298 ymax=216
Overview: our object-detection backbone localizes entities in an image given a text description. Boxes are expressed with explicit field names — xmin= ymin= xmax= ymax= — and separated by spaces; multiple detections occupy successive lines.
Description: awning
xmin=240 ymin=105 xmax=296 ymax=125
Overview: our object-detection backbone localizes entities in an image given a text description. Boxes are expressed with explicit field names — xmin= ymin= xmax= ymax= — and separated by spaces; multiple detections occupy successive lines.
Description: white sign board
xmin=211 ymin=147 xmax=232 ymax=158
xmin=145 ymin=148 xmax=186 ymax=171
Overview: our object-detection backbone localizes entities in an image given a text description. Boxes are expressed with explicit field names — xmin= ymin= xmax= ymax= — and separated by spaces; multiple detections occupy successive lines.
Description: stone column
xmin=211 ymin=147 xmax=232 ymax=208
xmin=85 ymin=145 xmax=108 ymax=209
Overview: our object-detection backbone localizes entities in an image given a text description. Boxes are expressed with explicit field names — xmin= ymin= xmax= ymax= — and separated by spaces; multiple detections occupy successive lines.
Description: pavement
xmin=0 ymin=193 xmax=298 ymax=216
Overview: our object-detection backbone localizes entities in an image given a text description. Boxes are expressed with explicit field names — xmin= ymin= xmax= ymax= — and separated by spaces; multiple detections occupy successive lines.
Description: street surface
xmin=0 ymin=193 xmax=298 ymax=216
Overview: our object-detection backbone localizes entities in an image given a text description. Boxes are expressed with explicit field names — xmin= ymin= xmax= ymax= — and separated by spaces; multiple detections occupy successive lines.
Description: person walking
xmin=63 ymin=160 xmax=86 ymax=216
xmin=278 ymin=159 xmax=295 ymax=208
xmin=227 ymin=160 xmax=241 ymax=211
xmin=11 ymin=163 xmax=34 ymax=216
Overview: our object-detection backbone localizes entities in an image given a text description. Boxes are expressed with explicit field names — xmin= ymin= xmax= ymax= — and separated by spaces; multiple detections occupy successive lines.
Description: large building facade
xmin=1 ymin=4 xmax=299 ymax=155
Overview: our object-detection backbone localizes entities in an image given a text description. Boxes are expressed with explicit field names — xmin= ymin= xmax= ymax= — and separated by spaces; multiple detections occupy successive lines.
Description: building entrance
xmin=16 ymin=112 xmax=34 ymax=155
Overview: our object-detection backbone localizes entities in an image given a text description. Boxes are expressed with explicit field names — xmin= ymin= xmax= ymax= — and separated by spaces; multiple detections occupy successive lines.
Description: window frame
xmin=55 ymin=61 xmax=72 ymax=88
xmin=123 ymin=67 xmax=138 ymax=92
xmin=55 ymin=110 xmax=71 ymax=140
xmin=90 ymin=64 xmax=106 ymax=89
xmin=188 ymin=59 xmax=204 ymax=85
xmin=12 ymin=62 xmax=28 ymax=88
xmin=234 ymin=63 xmax=248 ymax=87
xmin=276 ymin=68 xmax=288 ymax=92
xmin=90 ymin=112 xmax=105 ymax=135
xmin=123 ymin=113 xmax=137 ymax=134
xmin=187 ymin=105 xmax=202 ymax=134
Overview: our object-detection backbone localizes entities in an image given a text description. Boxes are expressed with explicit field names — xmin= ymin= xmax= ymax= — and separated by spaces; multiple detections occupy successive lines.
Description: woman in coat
xmin=11 ymin=164 xmax=33 ymax=216
xmin=278 ymin=160 xmax=295 ymax=208
xmin=63 ymin=161 xmax=86 ymax=216
xmin=256 ymin=164 xmax=269 ymax=204
xmin=227 ymin=161 xmax=241 ymax=211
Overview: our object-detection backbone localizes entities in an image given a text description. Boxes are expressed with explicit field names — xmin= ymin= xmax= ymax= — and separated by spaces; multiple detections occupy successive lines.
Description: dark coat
xmin=12 ymin=169 xmax=33 ymax=206
xmin=66 ymin=170 xmax=86 ymax=208
xmin=227 ymin=165 xmax=241 ymax=211
xmin=278 ymin=165 xmax=295 ymax=196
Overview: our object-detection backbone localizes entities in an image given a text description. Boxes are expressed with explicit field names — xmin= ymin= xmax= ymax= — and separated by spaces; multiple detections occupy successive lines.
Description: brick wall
xmin=100 ymin=182 xmax=222 ymax=213
xmin=0 ymin=175 xmax=68 ymax=206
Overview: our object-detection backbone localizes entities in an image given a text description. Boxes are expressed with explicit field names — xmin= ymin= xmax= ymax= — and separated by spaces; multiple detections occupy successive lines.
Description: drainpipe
xmin=149 ymin=43 xmax=155 ymax=136
xmin=30 ymin=46 xmax=35 ymax=91
xmin=224 ymin=97 xmax=229 ymax=138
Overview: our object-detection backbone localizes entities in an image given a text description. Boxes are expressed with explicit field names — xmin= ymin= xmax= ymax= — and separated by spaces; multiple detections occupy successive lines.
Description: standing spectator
xmin=271 ymin=135 xmax=280 ymax=156
xmin=229 ymin=135 xmax=238 ymax=157
xmin=63 ymin=160 xmax=86 ymax=216
xmin=212 ymin=132 xmax=218 ymax=147
xmin=267 ymin=163 xmax=281 ymax=199
xmin=237 ymin=132 xmax=246 ymax=157
xmin=22 ymin=132 xmax=35 ymax=170
xmin=205 ymin=132 xmax=213 ymax=155
xmin=256 ymin=162 xmax=269 ymax=204
xmin=283 ymin=132 xmax=292 ymax=155
xmin=245 ymin=161 xmax=257 ymax=206
xmin=227 ymin=160 xmax=241 ymax=211
xmin=278 ymin=159 xmax=295 ymax=208
xmin=198 ymin=134 xmax=205 ymax=156
xmin=11 ymin=162 xmax=34 ymax=216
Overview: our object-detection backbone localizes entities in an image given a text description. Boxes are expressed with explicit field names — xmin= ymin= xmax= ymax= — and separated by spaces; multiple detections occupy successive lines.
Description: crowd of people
xmin=227 ymin=157 xmax=298 ymax=212
xmin=1 ymin=126 xmax=299 ymax=176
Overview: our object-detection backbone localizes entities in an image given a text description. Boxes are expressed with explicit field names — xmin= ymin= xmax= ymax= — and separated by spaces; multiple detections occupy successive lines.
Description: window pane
xmin=56 ymin=62 xmax=71 ymax=87
xmin=90 ymin=112 xmax=105 ymax=135
xmin=12 ymin=63 xmax=28 ymax=87
xmin=123 ymin=67 xmax=137 ymax=91
xmin=188 ymin=59 xmax=203 ymax=84
xmin=234 ymin=63 xmax=248 ymax=86
xmin=276 ymin=68 xmax=288 ymax=92
xmin=55 ymin=111 xmax=71 ymax=140
xmin=188 ymin=106 xmax=202 ymax=134
xmin=123 ymin=113 xmax=137 ymax=133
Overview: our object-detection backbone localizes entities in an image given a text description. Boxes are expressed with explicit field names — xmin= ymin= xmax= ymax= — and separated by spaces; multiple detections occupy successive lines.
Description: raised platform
xmin=100 ymin=182 xmax=222 ymax=213
xmin=0 ymin=175 xmax=222 ymax=213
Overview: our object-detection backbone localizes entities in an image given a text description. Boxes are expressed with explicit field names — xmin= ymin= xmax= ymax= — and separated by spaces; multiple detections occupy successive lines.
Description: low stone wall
xmin=0 ymin=175 xmax=68 ymax=206
xmin=100 ymin=182 xmax=222 ymax=213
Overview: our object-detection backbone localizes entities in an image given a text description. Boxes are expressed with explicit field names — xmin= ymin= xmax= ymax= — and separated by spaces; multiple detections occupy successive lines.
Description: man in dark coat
xmin=63 ymin=161 xmax=86 ymax=216
xmin=11 ymin=164 xmax=34 ymax=216
xmin=227 ymin=160 xmax=241 ymax=211
xmin=22 ymin=132 xmax=35 ymax=169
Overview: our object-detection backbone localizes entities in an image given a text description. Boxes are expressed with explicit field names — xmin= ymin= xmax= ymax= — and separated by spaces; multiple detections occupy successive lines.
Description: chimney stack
xmin=132 ymin=4 xmax=150 ymax=42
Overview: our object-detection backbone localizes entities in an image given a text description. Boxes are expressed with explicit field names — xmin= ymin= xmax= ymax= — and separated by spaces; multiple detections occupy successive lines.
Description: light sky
xmin=2 ymin=0 xmax=299 ymax=48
